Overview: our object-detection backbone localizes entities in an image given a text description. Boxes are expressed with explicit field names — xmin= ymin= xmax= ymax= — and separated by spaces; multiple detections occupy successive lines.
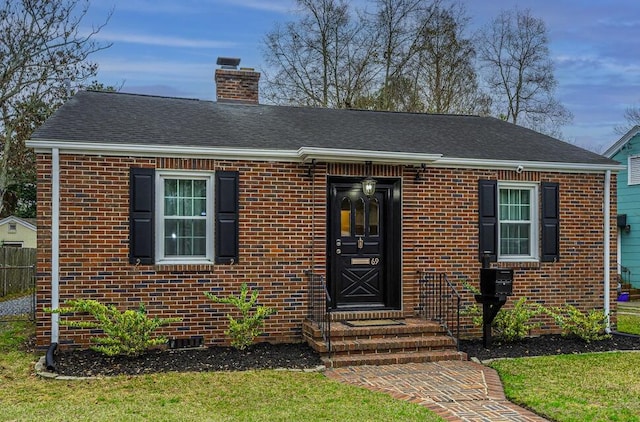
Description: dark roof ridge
xmin=84 ymin=90 xmax=202 ymax=102
xmin=85 ymin=90 xmax=483 ymax=121
xmin=215 ymin=100 xmax=484 ymax=120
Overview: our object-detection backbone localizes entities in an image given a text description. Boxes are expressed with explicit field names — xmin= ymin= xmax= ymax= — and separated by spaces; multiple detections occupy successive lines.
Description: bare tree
xmin=0 ymin=0 xmax=111 ymax=216
xmin=371 ymin=0 xmax=429 ymax=111
xmin=262 ymin=0 xmax=376 ymax=108
xmin=476 ymin=8 xmax=572 ymax=136
xmin=615 ymin=103 xmax=640 ymax=135
xmin=413 ymin=2 xmax=487 ymax=114
xmin=263 ymin=0 xmax=485 ymax=116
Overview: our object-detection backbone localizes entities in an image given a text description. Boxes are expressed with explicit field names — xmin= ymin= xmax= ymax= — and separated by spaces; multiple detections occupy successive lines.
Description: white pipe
xmin=51 ymin=148 xmax=60 ymax=343
xmin=604 ymin=170 xmax=611 ymax=333
xmin=617 ymin=232 xmax=621 ymax=275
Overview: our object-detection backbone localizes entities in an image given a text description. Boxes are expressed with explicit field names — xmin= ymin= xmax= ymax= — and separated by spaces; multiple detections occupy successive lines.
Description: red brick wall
xmin=214 ymin=69 xmax=260 ymax=104
xmin=35 ymin=155 xmax=618 ymax=348
xmin=403 ymin=167 xmax=618 ymax=336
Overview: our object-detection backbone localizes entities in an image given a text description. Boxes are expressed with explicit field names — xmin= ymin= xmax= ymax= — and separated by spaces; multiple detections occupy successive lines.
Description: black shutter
xmin=478 ymin=179 xmax=498 ymax=262
xmin=541 ymin=182 xmax=560 ymax=262
xmin=215 ymin=171 xmax=239 ymax=264
xmin=129 ymin=167 xmax=155 ymax=264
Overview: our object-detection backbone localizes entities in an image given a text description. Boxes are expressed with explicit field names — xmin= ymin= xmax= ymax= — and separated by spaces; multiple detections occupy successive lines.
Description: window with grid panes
xmin=498 ymin=183 xmax=538 ymax=261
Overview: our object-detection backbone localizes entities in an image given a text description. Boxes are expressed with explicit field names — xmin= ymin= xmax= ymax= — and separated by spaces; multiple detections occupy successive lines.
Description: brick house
xmin=27 ymin=62 xmax=621 ymax=361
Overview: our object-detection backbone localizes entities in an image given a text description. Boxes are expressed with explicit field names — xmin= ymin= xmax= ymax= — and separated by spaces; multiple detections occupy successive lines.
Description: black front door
xmin=328 ymin=178 xmax=400 ymax=309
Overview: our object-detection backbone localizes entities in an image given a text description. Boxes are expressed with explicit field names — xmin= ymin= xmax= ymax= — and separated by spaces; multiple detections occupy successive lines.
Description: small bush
xmin=205 ymin=283 xmax=276 ymax=350
xmin=465 ymin=298 xmax=543 ymax=342
xmin=492 ymin=297 xmax=543 ymax=342
xmin=48 ymin=299 xmax=182 ymax=356
xmin=462 ymin=280 xmax=542 ymax=342
xmin=545 ymin=305 xmax=611 ymax=342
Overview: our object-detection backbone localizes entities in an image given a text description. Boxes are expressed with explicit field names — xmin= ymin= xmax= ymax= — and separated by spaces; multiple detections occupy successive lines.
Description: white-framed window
xmin=498 ymin=182 xmax=539 ymax=261
xmin=8 ymin=222 xmax=17 ymax=233
xmin=155 ymin=171 xmax=214 ymax=264
xmin=628 ymin=155 xmax=640 ymax=185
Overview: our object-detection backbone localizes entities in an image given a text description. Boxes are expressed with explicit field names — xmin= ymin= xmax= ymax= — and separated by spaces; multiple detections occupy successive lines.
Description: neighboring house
xmin=0 ymin=216 xmax=36 ymax=248
xmin=604 ymin=126 xmax=640 ymax=289
xmin=27 ymin=60 xmax=621 ymax=353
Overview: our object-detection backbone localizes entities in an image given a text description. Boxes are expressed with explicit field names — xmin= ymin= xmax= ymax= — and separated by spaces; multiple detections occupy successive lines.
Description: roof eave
xmin=297 ymin=147 xmax=442 ymax=165
xmin=603 ymin=125 xmax=640 ymax=158
xmin=25 ymin=140 xmax=443 ymax=165
xmin=433 ymin=157 xmax=623 ymax=173
xmin=26 ymin=139 xmax=622 ymax=172
xmin=0 ymin=216 xmax=37 ymax=231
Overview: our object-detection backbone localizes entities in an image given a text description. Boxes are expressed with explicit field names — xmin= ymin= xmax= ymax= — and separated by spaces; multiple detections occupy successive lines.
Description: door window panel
xmin=355 ymin=198 xmax=365 ymax=236
xmin=369 ymin=197 xmax=379 ymax=236
xmin=340 ymin=197 xmax=351 ymax=236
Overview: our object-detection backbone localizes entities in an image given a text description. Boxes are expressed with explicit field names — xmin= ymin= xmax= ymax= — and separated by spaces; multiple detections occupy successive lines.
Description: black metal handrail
xmin=418 ymin=271 xmax=461 ymax=350
xmin=307 ymin=271 xmax=331 ymax=356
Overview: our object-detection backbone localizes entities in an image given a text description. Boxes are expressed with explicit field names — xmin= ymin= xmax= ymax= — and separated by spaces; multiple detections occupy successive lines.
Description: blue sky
xmin=84 ymin=0 xmax=640 ymax=153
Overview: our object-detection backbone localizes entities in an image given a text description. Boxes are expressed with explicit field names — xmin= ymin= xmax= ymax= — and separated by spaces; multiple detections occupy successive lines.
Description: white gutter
xmin=297 ymin=147 xmax=442 ymax=165
xmin=26 ymin=139 xmax=624 ymax=173
xmin=604 ymin=169 xmax=611 ymax=333
xmin=51 ymin=148 xmax=60 ymax=343
xmin=432 ymin=156 xmax=623 ymax=173
xmin=27 ymin=140 xmax=301 ymax=162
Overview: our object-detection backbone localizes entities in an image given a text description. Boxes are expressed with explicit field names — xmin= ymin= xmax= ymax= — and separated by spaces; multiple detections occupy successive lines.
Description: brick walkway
xmin=325 ymin=361 xmax=549 ymax=421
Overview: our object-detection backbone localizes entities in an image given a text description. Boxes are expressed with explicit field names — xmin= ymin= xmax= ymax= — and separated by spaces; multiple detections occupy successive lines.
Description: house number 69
xmin=371 ymin=258 xmax=380 ymax=265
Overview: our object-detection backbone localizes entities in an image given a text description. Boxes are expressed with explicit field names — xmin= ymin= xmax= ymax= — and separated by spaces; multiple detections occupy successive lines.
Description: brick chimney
xmin=215 ymin=57 xmax=260 ymax=104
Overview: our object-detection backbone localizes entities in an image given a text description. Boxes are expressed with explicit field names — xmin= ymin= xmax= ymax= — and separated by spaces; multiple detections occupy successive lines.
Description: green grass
xmin=0 ymin=321 xmax=442 ymax=422
xmin=618 ymin=313 xmax=640 ymax=335
xmin=491 ymin=352 xmax=640 ymax=422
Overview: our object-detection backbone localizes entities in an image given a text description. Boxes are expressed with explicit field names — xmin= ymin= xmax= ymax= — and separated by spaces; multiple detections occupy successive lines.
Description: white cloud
xmin=97 ymin=58 xmax=213 ymax=77
xmin=92 ymin=0 xmax=198 ymax=15
xmin=94 ymin=31 xmax=237 ymax=49
xmin=555 ymin=54 xmax=640 ymax=80
xmin=221 ymin=0 xmax=295 ymax=14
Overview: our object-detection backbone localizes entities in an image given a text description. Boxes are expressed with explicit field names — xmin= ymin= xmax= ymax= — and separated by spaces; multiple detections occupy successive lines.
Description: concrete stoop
xmin=303 ymin=317 xmax=466 ymax=368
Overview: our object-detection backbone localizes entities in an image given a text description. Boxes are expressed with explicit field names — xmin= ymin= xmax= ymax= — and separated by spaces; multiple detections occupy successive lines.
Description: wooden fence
xmin=0 ymin=247 xmax=36 ymax=297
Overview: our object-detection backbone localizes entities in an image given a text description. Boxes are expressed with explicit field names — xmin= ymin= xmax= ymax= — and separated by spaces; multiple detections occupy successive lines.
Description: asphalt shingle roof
xmin=31 ymin=90 xmax=615 ymax=166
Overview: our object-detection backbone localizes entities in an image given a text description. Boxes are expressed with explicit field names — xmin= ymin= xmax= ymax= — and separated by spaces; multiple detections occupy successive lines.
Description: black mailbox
xmin=480 ymin=268 xmax=513 ymax=298
xmin=617 ymin=214 xmax=627 ymax=228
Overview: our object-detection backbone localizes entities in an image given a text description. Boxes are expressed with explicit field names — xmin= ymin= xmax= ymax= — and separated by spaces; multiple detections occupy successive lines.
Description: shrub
xmin=462 ymin=280 xmax=542 ymax=342
xmin=48 ymin=299 xmax=182 ymax=356
xmin=492 ymin=297 xmax=543 ymax=342
xmin=205 ymin=283 xmax=276 ymax=350
xmin=545 ymin=305 xmax=611 ymax=342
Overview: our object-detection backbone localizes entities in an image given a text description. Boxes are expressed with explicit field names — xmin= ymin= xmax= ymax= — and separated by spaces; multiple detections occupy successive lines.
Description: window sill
xmin=154 ymin=260 xmax=215 ymax=272
xmin=498 ymin=257 xmax=539 ymax=263
xmin=496 ymin=260 xmax=541 ymax=270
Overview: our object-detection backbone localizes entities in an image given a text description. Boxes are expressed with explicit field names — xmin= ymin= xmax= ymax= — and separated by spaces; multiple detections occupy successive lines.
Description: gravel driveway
xmin=0 ymin=295 xmax=35 ymax=317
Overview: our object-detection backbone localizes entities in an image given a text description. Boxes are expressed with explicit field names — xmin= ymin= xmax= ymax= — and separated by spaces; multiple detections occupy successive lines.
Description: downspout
xmin=617 ymin=230 xmax=621 ymax=276
xmin=604 ymin=170 xmax=611 ymax=333
xmin=51 ymin=148 xmax=60 ymax=344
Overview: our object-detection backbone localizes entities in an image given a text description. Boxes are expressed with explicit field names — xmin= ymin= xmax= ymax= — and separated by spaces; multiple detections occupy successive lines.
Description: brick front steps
xmin=303 ymin=317 xmax=467 ymax=368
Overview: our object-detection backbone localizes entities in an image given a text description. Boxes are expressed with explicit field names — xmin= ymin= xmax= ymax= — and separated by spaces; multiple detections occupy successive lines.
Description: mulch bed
xmin=52 ymin=333 xmax=640 ymax=377
xmin=54 ymin=342 xmax=323 ymax=377
xmin=459 ymin=332 xmax=640 ymax=361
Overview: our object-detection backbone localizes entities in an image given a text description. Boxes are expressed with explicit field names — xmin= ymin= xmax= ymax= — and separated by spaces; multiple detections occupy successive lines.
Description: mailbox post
xmin=474 ymin=264 xmax=513 ymax=348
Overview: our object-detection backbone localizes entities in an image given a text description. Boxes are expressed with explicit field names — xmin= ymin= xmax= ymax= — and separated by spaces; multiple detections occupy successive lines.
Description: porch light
xmin=362 ymin=177 xmax=376 ymax=196
xmin=362 ymin=160 xmax=376 ymax=196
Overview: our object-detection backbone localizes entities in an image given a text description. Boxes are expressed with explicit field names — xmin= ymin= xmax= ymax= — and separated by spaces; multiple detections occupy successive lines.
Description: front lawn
xmin=0 ymin=321 xmax=441 ymax=422
xmin=491 ymin=352 xmax=640 ymax=422
xmin=618 ymin=313 xmax=640 ymax=335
